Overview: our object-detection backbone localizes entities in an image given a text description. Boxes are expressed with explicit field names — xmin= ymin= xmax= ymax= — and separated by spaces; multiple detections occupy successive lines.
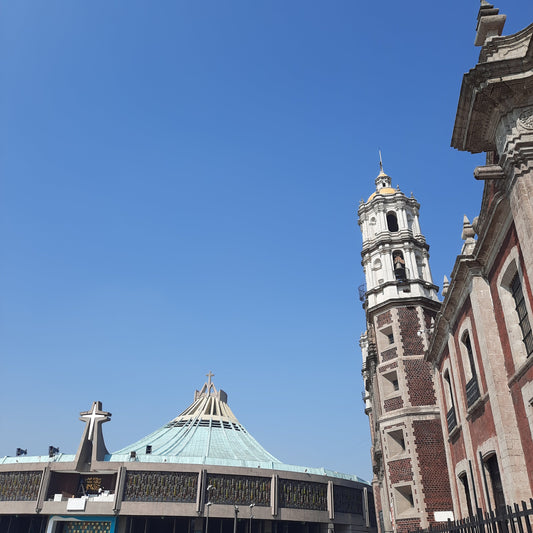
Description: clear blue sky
xmin=1 ymin=1 xmax=532 ymax=482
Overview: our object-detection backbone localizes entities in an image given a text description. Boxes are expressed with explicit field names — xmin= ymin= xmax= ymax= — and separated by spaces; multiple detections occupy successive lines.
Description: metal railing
xmin=411 ymin=499 xmax=533 ymax=533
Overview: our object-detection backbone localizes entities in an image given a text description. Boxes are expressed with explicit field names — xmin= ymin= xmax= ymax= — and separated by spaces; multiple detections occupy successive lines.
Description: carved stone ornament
xmin=517 ymin=107 xmax=533 ymax=130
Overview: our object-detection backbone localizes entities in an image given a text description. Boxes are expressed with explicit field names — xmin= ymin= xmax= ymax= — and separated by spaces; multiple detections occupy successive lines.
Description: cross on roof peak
xmin=79 ymin=401 xmax=111 ymax=442
xmin=196 ymin=371 xmax=218 ymax=398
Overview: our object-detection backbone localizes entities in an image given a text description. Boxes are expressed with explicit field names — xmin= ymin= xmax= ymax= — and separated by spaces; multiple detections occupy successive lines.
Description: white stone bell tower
xmin=358 ymin=164 xmax=439 ymax=309
xmin=358 ymin=163 xmax=452 ymax=533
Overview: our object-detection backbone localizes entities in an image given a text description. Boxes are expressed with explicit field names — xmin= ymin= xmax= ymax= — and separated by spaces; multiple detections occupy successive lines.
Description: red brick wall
xmin=396 ymin=517 xmax=421 ymax=533
xmin=399 ymin=307 xmax=425 ymax=355
xmin=388 ymin=458 xmax=413 ymax=484
xmin=384 ymin=396 xmax=404 ymax=411
xmin=413 ymin=420 xmax=453 ymax=519
xmin=377 ymin=310 xmax=393 ymax=328
xmin=405 ymin=359 xmax=437 ymax=407
xmin=382 ymin=347 xmax=398 ymax=362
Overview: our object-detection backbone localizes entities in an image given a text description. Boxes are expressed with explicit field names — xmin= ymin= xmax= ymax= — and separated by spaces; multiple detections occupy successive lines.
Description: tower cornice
xmin=361 ymin=232 xmax=430 ymax=255
xmin=364 ymin=289 xmax=441 ymax=316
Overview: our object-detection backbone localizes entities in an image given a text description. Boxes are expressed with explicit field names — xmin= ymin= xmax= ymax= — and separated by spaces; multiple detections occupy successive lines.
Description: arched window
xmin=393 ymin=250 xmax=407 ymax=281
xmin=483 ymin=453 xmax=505 ymax=511
xmin=387 ymin=212 xmax=399 ymax=232
xmin=461 ymin=331 xmax=480 ymax=408
xmin=415 ymin=251 xmax=425 ymax=279
xmin=497 ymin=250 xmax=533 ymax=369
xmin=510 ymin=273 xmax=533 ymax=357
xmin=458 ymin=472 xmax=473 ymax=517
xmin=443 ymin=370 xmax=457 ymax=433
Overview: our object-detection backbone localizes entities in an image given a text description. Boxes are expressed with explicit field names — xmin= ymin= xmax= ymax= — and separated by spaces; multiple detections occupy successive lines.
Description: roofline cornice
xmin=426 ymin=191 xmax=512 ymax=365
xmin=451 ymin=23 xmax=533 ymax=153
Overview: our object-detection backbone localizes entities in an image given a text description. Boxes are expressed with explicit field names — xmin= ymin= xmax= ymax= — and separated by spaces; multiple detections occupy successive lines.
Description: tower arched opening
xmin=387 ymin=212 xmax=399 ymax=232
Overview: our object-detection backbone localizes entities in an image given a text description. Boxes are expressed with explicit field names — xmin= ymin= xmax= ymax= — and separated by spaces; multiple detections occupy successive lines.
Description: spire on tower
xmin=375 ymin=150 xmax=392 ymax=190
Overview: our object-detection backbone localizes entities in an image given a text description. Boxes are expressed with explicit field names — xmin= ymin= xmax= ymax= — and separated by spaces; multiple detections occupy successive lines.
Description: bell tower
xmin=358 ymin=163 xmax=453 ymax=533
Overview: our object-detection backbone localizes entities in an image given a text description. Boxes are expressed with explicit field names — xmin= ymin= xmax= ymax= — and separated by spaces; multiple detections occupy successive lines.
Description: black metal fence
xmin=412 ymin=500 xmax=533 ymax=533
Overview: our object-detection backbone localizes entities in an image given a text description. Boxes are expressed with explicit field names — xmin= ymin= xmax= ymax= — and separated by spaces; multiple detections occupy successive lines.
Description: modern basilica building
xmin=0 ymin=375 xmax=376 ymax=533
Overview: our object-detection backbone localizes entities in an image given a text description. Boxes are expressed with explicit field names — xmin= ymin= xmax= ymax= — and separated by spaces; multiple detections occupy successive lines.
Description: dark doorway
xmin=484 ymin=454 xmax=505 ymax=511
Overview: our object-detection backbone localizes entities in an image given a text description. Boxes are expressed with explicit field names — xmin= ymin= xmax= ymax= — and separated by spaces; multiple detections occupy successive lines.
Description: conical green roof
xmin=110 ymin=374 xmax=280 ymax=464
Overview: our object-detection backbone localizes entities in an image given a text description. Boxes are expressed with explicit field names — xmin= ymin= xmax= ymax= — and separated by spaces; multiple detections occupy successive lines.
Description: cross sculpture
xmin=79 ymin=401 xmax=111 ymax=442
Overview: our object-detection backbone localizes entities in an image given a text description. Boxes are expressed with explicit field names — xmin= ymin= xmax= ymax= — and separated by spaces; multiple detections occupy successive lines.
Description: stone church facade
xmin=360 ymin=3 xmax=533 ymax=531
xmin=426 ymin=1 xmax=533 ymax=518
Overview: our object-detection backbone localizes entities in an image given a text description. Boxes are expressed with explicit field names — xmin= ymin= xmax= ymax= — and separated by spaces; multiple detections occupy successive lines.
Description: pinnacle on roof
xmin=171 ymin=371 xmax=238 ymax=424
xmin=475 ymin=0 xmax=506 ymax=46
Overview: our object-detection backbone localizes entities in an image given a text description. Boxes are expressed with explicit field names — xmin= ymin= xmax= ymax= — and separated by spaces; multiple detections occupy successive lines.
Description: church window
xmin=387 ymin=212 xmax=399 ymax=232
xmin=461 ymin=331 xmax=480 ymax=408
xmin=458 ymin=472 xmax=473 ymax=517
xmin=483 ymin=453 xmax=505 ymax=511
xmin=497 ymin=251 xmax=533 ymax=369
xmin=443 ymin=371 xmax=457 ymax=433
xmin=510 ymin=273 xmax=533 ymax=358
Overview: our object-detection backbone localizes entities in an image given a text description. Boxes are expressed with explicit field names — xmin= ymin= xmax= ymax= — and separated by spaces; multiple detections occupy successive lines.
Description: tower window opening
xmin=393 ymin=251 xmax=407 ymax=281
xmin=387 ymin=428 xmax=406 ymax=457
xmin=394 ymin=485 xmax=415 ymax=515
xmin=383 ymin=370 xmax=400 ymax=396
xmin=387 ymin=212 xmax=399 ymax=232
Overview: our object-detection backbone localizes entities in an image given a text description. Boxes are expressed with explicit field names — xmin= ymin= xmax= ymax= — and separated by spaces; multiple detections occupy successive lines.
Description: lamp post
xmin=205 ymin=485 xmax=215 ymax=533
xmin=233 ymin=505 xmax=239 ymax=533
xmin=249 ymin=503 xmax=255 ymax=533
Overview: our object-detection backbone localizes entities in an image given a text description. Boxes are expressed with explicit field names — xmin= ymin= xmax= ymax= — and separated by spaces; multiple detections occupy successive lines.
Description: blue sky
xmin=1 ymin=1 xmax=532 ymax=482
